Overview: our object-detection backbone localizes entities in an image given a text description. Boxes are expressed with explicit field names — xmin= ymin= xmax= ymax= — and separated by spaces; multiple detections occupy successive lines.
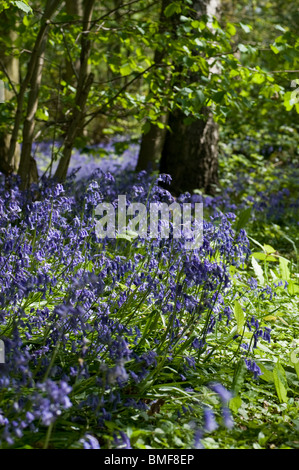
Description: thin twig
xmin=0 ymin=59 xmax=18 ymax=97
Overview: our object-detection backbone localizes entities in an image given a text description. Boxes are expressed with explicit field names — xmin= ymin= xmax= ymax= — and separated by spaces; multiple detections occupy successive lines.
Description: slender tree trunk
xmin=159 ymin=0 xmax=221 ymax=195
xmin=10 ymin=0 xmax=62 ymax=188
xmin=0 ymin=12 xmax=20 ymax=175
xmin=136 ymin=112 xmax=169 ymax=172
xmin=135 ymin=0 xmax=172 ymax=172
xmin=54 ymin=0 xmax=95 ymax=182
xmin=18 ymin=0 xmax=62 ymax=188
xmin=64 ymin=0 xmax=83 ymax=84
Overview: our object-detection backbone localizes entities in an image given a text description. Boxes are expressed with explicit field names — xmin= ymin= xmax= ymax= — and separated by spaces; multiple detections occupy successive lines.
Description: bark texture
xmin=159 ymin=0 xmax=220 ymax=195
xmin=54 ymin=0 xmax=95 ymax=182
xmin=135 ymin=0 xmax=172 ymax=172
xmin=135 ymin=112 xmax=169 ymax=172
xmin=0 ymin=12 xmax=20 ymax=175
xmin=15 ymin=0 xmax=62 ymax=188
xmin=160 ymin=107 xmax=219 ymax=195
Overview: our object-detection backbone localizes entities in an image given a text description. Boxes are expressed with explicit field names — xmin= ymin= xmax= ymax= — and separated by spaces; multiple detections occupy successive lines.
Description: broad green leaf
xmin=238 ymin=44 xmax=248 ymax=53
xmin=229 ymin=395 xmax=242 ymax=413
xmin=275 ymin=24 xmax=286 ymax=32
xmin=212 ymin=91 xmax=226 ymax=104
xmin=120 ymin=64 xmax=132 ymax=76
xmin=235 ymin=207 xmax=252 ymax=232
xmin=252 ymin=252 xmax=278 ymax=262
xmin=270 ymin=44 xmax=280 ymax=54
xmin=273 ymin=372 xmax=287 ymax=402
xmin=251 ymin=73 xmax=265 ymax=84
xmin=288 ymin=280 xmax=299 ymax=295
xmin=239 ymin=22 xmax=251 ymax=33
xmin=293 ymin=362 xmax=299 ymax=380
xmin=279 ymin=256 xmax=290 ymax=281
xmin=23 ymin=15 xmax=30 ymax=25
xmin=35 ymin=108 xmax=49 ymax=121
xmin=164 ymin=2 xmax=180 ymax=18
xmin=226 ymin=23 xmax=236 ymax=36
xmin=263 ymin=315 xmax=277 ymax=322
xmin=13 ymin=0 xmax=31 ymax=13
xmin=284 ymin=91 xmax=294 ymax=111
xmin=263 ymin=245 xmax=276 ymax=254
xmin=194 ymin=89 xmax=205 ymax=105
xmin=259 ymin=364 xmax=274 ymax=382
xmin=234 ymin=300 xmax=245 ymax=334
xmin=156 ymin=121 xmax=165 ymax=129
xmin=232 ymin=359 xmax=247 ymax=395
xmin=251 ymin=257 xmax=264 ymax=285
xmin=257 ymin=342 xmax=272 ymax=354
xmin=273 ymin=362 xmax=288 ymax=403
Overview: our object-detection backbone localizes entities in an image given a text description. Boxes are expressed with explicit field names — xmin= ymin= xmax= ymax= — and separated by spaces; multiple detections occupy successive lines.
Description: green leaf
xmin=273 ymin=363 xmax=288 ymax=403
xmin=288 ymin=280 xmax=299 ymax=295
xmin=259 ymin=364 xmax=274 ymax=383
xmin=251 ymin=257 xmax=265 ymax=285
xmin=234 ymin=300 xmax=245 ymax=334
xmin=23 ymin=15 xmax=30 ymax=26
xmin=120 ymin=64 xmax=132 ymax=76
xmin=226 ymin=23 xmax=236 ymax=36
xmin=274 ymin=25 xmax=286 ymax=32
xmin=270 ymin=44 xmax=280 ymax=54
xmin=142 ymin=121 xmax=151 ymax=135
xmin=13 ymin=1 xmax=32 ymax=13
xmin=279 ymin=257 xmax=290 ymax=281
xmin=251 ymin=73 xmax=265 ymax=84
xmin=164 ymin=2 xmax=180 ymax=18
xmin=239 ymin=22 xmax=251 ymax=33
xmin=283 ymin=91 xmax=292 ymax=110
xmin=229 ymin=395 xmax=242 ymax=413
xmin=212 ymin=91 xmax=226 ymax=104
xmin=35 ymin=108 xmax=49 ymax=121
xmin=252 ymin=252 xmax=278 ymax=262
xmin=235 ymin=207 xmax=251 ymax=232
xmin=293 ymin=362 xmax=299 ymax=381
xmin=194 ymin=89 xmax=205 ymax=105
xmin=263 ymin=244 xmax=276 ymax=254
xmin=232 ymin=359 xmax=247 ymax=395
xmin=238 ymin=44 xmax=248 ymax=53
xmin=116 ymin=233 xmax=135 ymax=242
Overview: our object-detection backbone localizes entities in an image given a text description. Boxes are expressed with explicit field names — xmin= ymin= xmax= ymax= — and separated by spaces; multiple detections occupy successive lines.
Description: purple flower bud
xmin=209 ymin=383 xmax=232 ymax=403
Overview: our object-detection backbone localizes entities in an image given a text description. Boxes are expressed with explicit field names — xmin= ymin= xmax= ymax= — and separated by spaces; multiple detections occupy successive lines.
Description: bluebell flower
xmin=114 ymin=431 xmax=132 ymax=449
xmin=209 ymin=383 xmax=232 ymax=403
xmin=245 ymin=359 xmax=263 ymax=379
xmin=222 ymin=407 xmax=234 ymax=429
xmin=203 ymin=407 xmax=218 ymax=432
xmin=80 ymin=434 xmax=101 ymax=449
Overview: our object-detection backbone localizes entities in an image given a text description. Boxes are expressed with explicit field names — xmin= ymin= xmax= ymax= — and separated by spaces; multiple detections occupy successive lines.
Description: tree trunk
xmin=159 ymin=0 xmax=221 ymax=195
xmin=0 ymin=11 xmax=20 ymax=175
xmin=54 ymin=0 xmax=95 ymax=182
xmin=64 ymin=0 xmax=83 ymax=84
xmin=135 ymin=0 xmax=172 ymax=172
xmin=135 ymin=112 xmax=169 ymax=172
xmin=160 ymin=107 xmax=219 ymax=195
xmin=18 ymin=0 xmax=61 ymax=189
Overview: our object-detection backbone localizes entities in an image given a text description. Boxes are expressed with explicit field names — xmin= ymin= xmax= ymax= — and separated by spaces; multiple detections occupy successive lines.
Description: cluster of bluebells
xmin=0 ymin=160 xmax=268 ymax=448
xmin=238 ymin=316 xmax=271 ymax=379
xmin=28 ymin=137 xmax=299 ymax=228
